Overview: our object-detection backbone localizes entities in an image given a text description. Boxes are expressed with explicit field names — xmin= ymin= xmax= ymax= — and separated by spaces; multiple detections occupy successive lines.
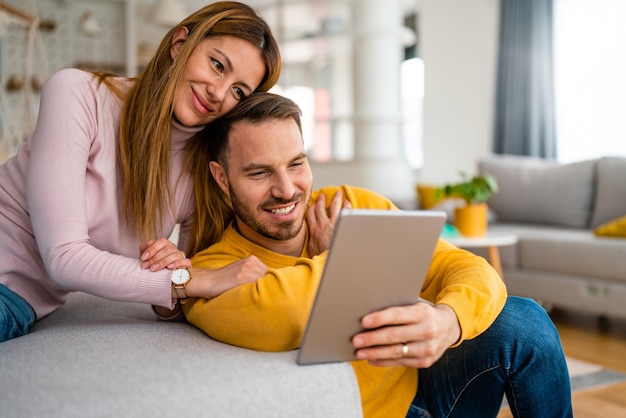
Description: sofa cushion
xmin=590 ymin=156 xmax=626 ymax=228
xmin=594 ymin=214 xmax=626 ymax=237
xmin=478 ymin=155 xmax=596 ymax=228
xmin=488 ymin=223 xmax=626 ymax=283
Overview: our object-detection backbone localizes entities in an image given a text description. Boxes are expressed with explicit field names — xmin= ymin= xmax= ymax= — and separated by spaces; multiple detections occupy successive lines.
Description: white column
xmin=351 ymin=0 xmax=415 ymax=206
xmin=310 ymin=0 xmax=416 ymax=207
xmin=329 ymin=37 xmax=354 ymax=161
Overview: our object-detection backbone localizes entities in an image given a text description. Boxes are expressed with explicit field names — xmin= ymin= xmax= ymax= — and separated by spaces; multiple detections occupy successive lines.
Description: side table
xmin=445 ymin=233 xmax=518 ymax=278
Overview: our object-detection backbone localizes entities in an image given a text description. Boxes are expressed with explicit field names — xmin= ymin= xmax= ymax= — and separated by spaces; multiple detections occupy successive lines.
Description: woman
xmin=0 ymin=1 xmax=281 ymax=342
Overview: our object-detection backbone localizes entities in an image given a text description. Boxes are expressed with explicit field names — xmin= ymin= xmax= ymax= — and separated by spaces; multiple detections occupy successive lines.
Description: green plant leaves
xmin=435 ymin=171 xmax=499 ymax=206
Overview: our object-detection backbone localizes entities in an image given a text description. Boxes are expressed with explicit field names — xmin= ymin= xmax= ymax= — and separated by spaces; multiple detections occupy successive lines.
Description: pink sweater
xmin=0 ymin=68 xmax=204 ymax=319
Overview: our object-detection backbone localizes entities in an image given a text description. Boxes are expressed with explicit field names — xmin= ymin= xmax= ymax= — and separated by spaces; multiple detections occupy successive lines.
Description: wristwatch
xmin=171 ymin=267 xmax=192 ymax=303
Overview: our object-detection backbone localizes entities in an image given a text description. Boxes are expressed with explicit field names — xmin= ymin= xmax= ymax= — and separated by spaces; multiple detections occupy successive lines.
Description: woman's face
xmin=171 ymin=32 xmax=266 ymax=127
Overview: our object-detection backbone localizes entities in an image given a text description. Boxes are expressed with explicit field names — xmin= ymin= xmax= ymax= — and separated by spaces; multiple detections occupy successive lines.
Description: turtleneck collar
xmin=170 ymin=118 xmax=206 ymax=151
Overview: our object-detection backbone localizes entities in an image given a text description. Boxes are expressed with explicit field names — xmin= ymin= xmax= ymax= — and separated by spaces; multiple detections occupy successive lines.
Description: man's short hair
xmin=207 ymin=92 xmax=303 ymax=167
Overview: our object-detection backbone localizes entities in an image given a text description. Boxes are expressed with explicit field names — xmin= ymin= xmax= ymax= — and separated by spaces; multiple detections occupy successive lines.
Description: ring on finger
xmin=401 ymin=342 xmax=409 ymax=358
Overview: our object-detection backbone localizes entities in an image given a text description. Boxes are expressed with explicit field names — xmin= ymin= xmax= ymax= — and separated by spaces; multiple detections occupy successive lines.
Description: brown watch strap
xmin=173 ymin=285 xmax=186 ymax=299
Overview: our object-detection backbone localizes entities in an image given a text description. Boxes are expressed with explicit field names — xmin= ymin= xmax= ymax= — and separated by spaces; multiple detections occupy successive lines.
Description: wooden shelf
xmin=0 ymin=2 xmax=56 ymax=31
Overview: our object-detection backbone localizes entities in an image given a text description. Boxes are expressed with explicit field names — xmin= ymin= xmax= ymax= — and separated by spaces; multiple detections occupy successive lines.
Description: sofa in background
xmin=469 ymin=155 xmax=626 ymax=320
xmin=0 ymin=292 xmax=363 ymax=417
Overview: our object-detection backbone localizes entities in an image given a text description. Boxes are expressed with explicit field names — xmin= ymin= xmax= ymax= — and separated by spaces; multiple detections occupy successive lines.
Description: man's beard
xmin=229 ymin=185 xmax=308 ymax=241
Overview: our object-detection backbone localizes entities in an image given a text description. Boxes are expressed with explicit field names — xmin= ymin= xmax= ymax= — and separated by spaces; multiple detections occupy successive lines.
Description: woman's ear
xmin=170 ymin=26 xmax=189 ymax=60
xmin=209 ymin=161 xmax=230 ymax=197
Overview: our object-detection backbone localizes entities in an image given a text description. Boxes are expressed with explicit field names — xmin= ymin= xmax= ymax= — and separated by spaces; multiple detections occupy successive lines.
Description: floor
xmin=551 ymin=308 xmax=626 ymax=373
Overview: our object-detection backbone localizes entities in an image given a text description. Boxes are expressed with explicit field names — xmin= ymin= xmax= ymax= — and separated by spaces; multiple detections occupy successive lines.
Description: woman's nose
xmin=208 ymin=81 xmax=227 ymax=103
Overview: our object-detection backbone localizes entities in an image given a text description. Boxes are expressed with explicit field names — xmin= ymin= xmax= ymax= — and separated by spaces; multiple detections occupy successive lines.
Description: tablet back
xmin=296 ymin=209 xmax=445 ymax=365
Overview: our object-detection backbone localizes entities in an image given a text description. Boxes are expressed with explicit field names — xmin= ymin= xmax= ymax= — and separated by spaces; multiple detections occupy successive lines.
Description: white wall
xmin=416 ymin=0 xmax=500 ymax=185
xmin=0 ymin=0 xmax=127 ymax=161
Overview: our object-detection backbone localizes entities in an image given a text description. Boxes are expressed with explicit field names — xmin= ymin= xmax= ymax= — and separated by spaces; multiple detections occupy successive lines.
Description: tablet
xmin=296 ymin=209 xmax=446 ymax=365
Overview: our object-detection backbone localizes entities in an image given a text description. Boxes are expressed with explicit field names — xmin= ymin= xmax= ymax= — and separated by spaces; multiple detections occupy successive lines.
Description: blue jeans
xmin=0 ymin=284 xmax=36 ymax=342
xmin=406 ymin=296 xmax=573 ymax=418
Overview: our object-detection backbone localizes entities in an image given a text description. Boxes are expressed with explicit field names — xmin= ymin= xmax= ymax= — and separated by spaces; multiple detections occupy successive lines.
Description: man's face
xmin=215 ymin=118 xmax=313 ymax=249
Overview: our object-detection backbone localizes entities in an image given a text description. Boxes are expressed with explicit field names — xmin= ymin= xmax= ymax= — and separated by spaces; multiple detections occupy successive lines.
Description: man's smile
xmin=269 ymin=203 xmax=297 ymax=216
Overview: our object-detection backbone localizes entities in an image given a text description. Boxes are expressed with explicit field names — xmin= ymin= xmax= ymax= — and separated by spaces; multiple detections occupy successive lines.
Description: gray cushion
xmin=0 ymin=292 xmax=363 ymax=418
xmin=590 ymin=156 xmax=626 ymax=228
xmin=487 ymin=223 xmax=626 ymax=283
xmin=478 ymin=155 xmax=596 ymax=228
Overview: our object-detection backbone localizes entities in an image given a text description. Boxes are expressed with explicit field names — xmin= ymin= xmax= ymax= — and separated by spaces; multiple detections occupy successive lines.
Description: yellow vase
xmin=454 ymin=203 xmax=488 ymax=237
xmin=416 ymin=184 xmax=442 ymax=209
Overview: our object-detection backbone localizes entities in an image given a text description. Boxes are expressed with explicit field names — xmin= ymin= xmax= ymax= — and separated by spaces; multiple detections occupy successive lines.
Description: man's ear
xmin=170 ymin=26 xmax=189 ymax=60
xmin=209 ymin=161 xmax=230 ymax=196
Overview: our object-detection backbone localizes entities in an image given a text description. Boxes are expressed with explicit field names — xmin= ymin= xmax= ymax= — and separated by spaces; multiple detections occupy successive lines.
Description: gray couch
xmin=473 ymin=155 xmax=626 ymax=319
xmin=0 ymin=292 xmax=363 ymax=417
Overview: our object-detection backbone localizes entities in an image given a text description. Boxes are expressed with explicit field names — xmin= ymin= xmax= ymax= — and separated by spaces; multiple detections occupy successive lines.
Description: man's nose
xmin=271 ymin=171 xmax=297 ymax=199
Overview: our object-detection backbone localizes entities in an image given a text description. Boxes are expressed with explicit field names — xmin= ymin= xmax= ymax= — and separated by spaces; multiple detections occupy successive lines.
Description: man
xmin=183 ymin=92 xmax=572 ymax=417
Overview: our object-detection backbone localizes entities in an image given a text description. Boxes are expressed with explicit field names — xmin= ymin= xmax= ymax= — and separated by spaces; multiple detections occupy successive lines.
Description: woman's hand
xmin=150 ymin=250 xmax=266 ymax=319
xmin=186 ymin=255 xmax=268 ymax=300
xmin=306 ymin=191 xmax=351 ymax=257
xmin=351 ymin=302 xmax=461 ymax=368
xmin=140 ymin=238 xmax=191 ymax=271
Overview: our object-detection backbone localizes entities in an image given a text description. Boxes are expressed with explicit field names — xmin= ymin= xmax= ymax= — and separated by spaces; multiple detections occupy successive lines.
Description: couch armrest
xmin=0 ymin=292 xmax=363 ymax=417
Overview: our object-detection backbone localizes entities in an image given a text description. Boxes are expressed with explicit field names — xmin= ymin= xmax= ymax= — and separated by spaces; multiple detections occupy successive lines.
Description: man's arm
xmin=351 ymin=239 xmax=507 ymax=367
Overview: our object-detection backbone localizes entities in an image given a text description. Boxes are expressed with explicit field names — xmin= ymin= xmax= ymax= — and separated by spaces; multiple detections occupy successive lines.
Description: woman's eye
xmin=233 ymin=87 xmax=245 ymax=100
xmin=211 ymin=58 xmax=224 ymax=73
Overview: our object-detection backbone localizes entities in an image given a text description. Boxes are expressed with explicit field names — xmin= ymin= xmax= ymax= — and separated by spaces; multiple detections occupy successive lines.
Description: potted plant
xmin=435 ymin=172 xmax=499 ymax=237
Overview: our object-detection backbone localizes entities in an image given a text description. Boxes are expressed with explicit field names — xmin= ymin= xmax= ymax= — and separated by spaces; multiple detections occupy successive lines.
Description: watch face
xmin=172 ymin=268 xmax=190 ymax=285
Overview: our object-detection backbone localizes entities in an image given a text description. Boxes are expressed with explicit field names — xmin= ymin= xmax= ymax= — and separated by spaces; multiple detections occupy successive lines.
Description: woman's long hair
xmin=190 ymin=93 xmax=304 ymax=256
xmin=116 ymin=1 xmax=281 ymax=255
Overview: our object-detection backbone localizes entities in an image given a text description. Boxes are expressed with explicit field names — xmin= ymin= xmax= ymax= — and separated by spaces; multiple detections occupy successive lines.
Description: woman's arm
xmin=26 ymin=69 xmax=175 ymax=306
xmin=184 ymin=249 xmax=326 ymax=352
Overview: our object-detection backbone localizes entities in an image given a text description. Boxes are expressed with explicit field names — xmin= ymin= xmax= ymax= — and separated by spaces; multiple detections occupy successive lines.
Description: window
xmin=274 ymin=57 xmax=424 ymax=169
xmin=267 ymin=5 xmax=422 ymax=169
xmin=402 ymin=57 xmax=425 ymax=169
xmin=554 ymin=0 xmax=626 ymax=163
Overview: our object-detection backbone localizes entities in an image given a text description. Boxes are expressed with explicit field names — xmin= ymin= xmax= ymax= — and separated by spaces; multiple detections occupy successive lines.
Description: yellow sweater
xmin=184 ymin=185 xmax=507 ymax=418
